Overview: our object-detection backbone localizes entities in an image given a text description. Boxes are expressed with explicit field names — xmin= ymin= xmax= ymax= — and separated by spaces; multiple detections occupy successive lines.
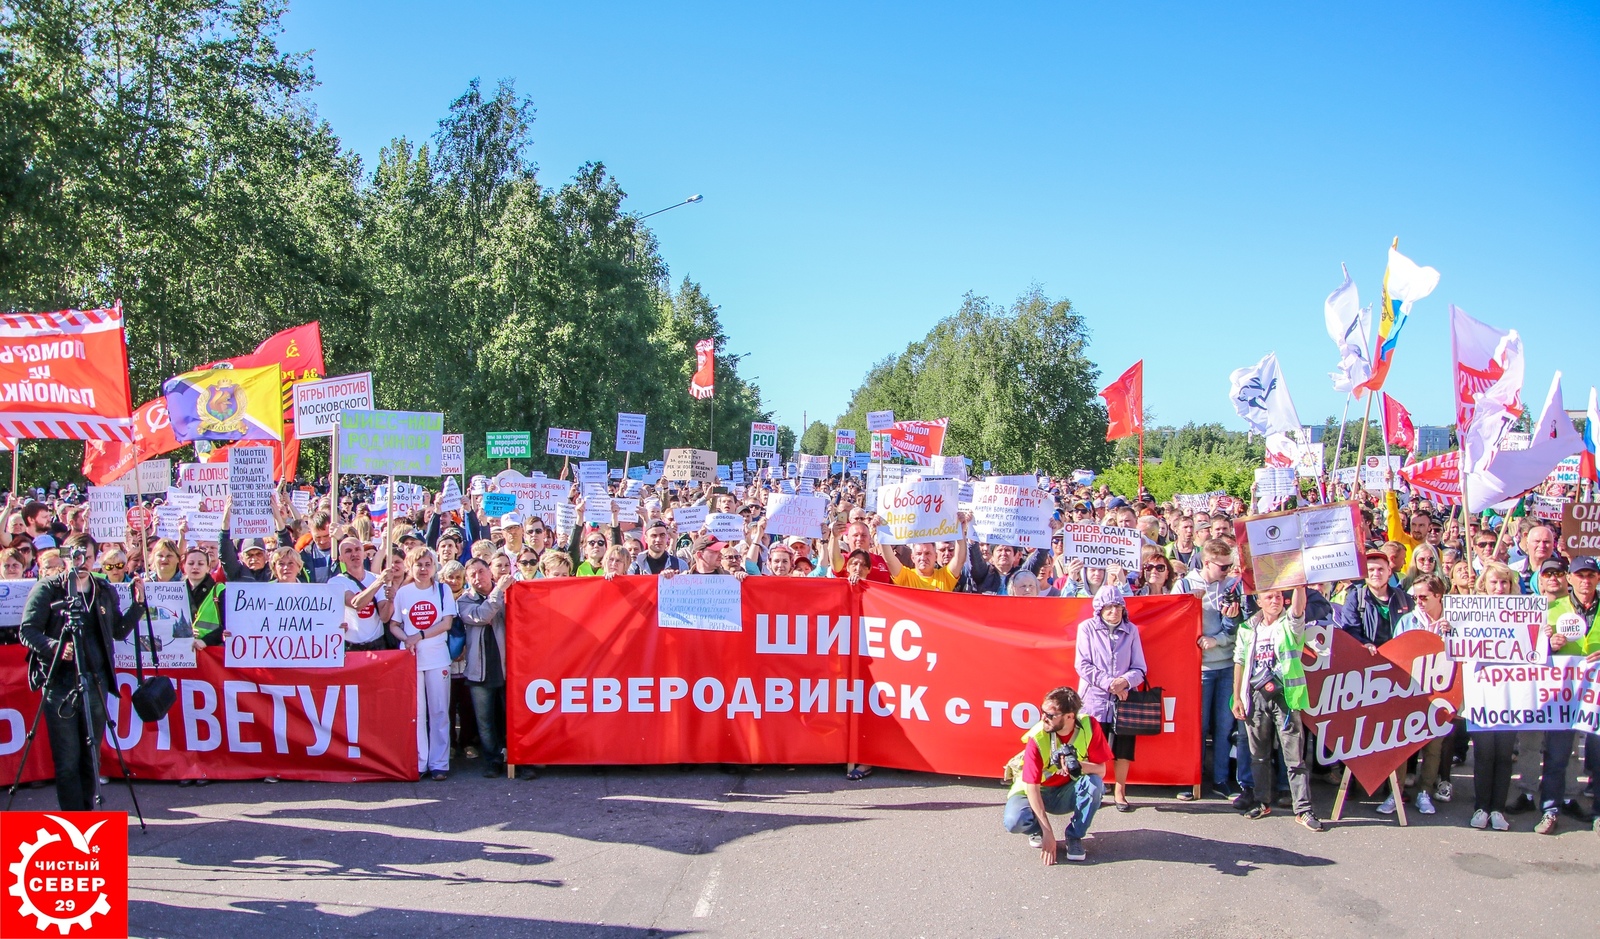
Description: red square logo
xmin=1 ymin=811 xmax=128 ymax=938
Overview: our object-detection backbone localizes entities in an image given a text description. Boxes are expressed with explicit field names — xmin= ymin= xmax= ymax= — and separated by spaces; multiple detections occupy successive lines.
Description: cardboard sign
xmin=1560 ymin=502 xmax=1600 ymax=557
xmin=179 ymin=462 xmax=230 ymax=512
xmin=1057 ymin=523 xmax=1141 ymax=569
xmin=228 ymin=445 xmax=275 ymax=538
xmin=875 ymin=479 xmax=960 ymax=545
xmin=223 ymin=582 xmax=345 ymax=668
xmin=440 ymin=433 xmax=465 ymax=476
xmin=764 ymin=492 xmax=828 ymax=540
xmin=663 ymin=448 xmax=718 ymax=483
xmin=487 ymin=431 xmax=533 ymax=459
xmin=970 ymin=481 xmax=1052 ymax=549
xmin=1301 ymin=625 xmax=1461 ymax=795
xmin=705 ymin=512 xmax=747 ymax=542
xmin=339 ymin=409 xmax=444 ymax=476
xmin=1235 ymin=502 xmax=1364 ymax=592
xmin=545 ymin=428 xmax=592 ymax=458
xmin=1443 ymin=595 xmax=1549 ymax=665
xmin=834 ymin=429 xmax=857 ymax=457
xmin=866 ymin=410 xmax=896 ymax=433
xmin=87 ymin=485 xmax=127 ymax=544
xmin=1462 ymin=656 xmax=1600 ymax=732
xmin=616 ymin=413 xmax=646 ymax=453
xmin=292 ymin=371 xmax=374 ymax=439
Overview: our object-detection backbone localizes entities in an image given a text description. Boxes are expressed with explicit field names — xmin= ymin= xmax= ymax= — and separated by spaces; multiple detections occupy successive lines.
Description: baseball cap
xmin=240 ymin=538 xmax=268 ymax=554
xmin=501 ymin=513 xmax=523 ymax=529
xmin=1539 ymin=557 xmax=1569 ymax=575
xmin=1569 ymin=556 xmax=1598 ymax=575
xmin=786 ymin=536 xmax=808 ymax=547
xmin=1363 ymin=549 xmax=1390 ymax=564
xmin=440 ymin=526 xmax=466 ymax=542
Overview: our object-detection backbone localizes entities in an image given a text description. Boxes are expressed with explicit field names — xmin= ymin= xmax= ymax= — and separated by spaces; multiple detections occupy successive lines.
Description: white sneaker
xmin=1027 ymin=832 xmax=1043 ymax=848
xmin=1416 ymin=791 xmax=1436 ymax=815
xmin=1470 ymin=809 xmax=1489 ymax=829
xmin=1489 ymin=811 xmax=1510 ymax=831
xmin=1377 ymin=795 xmax=1396 ymax=814
xmin=1435 ymin=779 xmax=1453 ymax=803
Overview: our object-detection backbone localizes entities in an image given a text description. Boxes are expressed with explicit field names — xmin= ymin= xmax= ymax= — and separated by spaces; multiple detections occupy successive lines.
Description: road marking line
xmin=692 ymin=862 xmax=721 ymax=918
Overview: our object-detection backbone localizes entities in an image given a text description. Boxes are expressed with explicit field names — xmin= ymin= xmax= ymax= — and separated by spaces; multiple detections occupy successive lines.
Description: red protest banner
xmin=0 ymin=305 xmax=135 ymax=441
xmin=0 ymin=646 xmax=417 ymax=784
xmin=883 ymin=419 xmax=948 ymax=466
xmin=505 ymin=578 xmax=1202 ymax=784
xmin=81 ymin=397 xmax=183 ymax=485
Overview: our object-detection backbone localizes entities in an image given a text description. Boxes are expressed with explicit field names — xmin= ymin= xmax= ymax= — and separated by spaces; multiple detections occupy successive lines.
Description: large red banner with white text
xmin=506 ymin=578 xmax=1202 ymax=784
xmin=0 ymin=646 xmax=416 ymax=784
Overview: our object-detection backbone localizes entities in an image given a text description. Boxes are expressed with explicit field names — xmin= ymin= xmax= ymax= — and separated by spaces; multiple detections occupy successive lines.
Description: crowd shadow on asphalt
xmin=1085 ymin=828 xmax=1336 ymax=875
xmin=129 ymin=899 xmax=687 ymax=939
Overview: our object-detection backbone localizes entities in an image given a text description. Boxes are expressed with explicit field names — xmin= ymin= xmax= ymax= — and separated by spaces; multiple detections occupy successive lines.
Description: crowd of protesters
xmin=1 ymin=462 xmax=1595 ymax=854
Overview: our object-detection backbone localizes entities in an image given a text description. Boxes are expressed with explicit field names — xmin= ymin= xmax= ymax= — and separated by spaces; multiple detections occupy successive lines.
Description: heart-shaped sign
xmin=408 ymin=600 xmax=438 ymax=632
xmin=1300 ymin=625 xmax=1463 ymax=795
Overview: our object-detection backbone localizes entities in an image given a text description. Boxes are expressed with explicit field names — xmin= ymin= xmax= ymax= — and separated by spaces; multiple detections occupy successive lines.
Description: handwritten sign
xmin=834 ymin=429 xmax=857 ymax=457
xmin=0 ymin=579 xmax=36 ymax=628
xmin=179 ymin=462 xmax=229 ymax=511
xmin=866 ymin=410 xmax=895 ymax=433
xmin=228 ymin=445 xmax=275 ymax=538
xmin=657 ymin=574 xmax=742 ymax=632
xmin=482 ymin=492 xmax=517 ymax=518
xmin=672 ymin=505 xmax=709 ymax=531
xmin=663 ymin=448 xmax=718 ymax=483
xmin=339 ymin=409 xmax=444 ymax=476
xmin=87 ymin=486 xmax=126 ymax=544
xmin=223 ymin=582 xmax=345 ymax=668
xmin=440 ymin=433 xmax=465 ymax=476
xmin=705 ymin=513 xmax=746 ymax=542
xmin=1561 ymin=502 xmax=1600 ymax=557
xmin=876 ymin=479 xmax=960 ymax=545
xmin=546 ymin=428 xmax=592 ymax=458
xmin=970 ymin=482 xmax=1051 ymax=549
xmin=764 ymin=493 xmax=827 ymax=540
xmin=439 ymin=476 xmax=463 ymax=514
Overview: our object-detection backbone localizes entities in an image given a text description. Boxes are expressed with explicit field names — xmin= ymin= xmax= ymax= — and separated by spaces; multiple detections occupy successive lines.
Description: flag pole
xmin=1353 ymin=390 xmax=1376 ymax=495
xmin=1328 ymin=392 xmax=1352 ymax=496
xmin=9 ymin=438 xmax=18 ymax=498
xmin=1137 ymin=429 xmax=1144 ymax=494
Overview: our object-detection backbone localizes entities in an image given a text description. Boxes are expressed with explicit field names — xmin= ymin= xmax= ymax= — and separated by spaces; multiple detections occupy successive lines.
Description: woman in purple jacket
xmin=1075 ymin=584 xmax=1148 ymax=811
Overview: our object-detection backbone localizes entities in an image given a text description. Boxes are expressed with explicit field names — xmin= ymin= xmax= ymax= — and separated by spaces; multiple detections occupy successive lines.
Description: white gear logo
xmin=7 ymin=817 xmax=113 ymax=935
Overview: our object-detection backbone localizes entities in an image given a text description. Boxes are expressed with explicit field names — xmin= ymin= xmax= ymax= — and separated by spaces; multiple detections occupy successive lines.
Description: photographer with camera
xmin=1002 ymin=686 xmax=1113 ymax=865
xmin=1231 ymin=582 xmax=1323 ymax=831
xmin=18 ymin=546 xmax=146 ymax=811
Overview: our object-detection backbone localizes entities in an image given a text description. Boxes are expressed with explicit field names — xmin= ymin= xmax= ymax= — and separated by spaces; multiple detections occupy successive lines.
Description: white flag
xmin=1229 ymin=352 xmax=1302 ymax=436
xmin=1385 ymin=244 xmax=1441 ymax=315
xmin=1464 ymin=372 xmax=1582 ymax=512
xmin=1324 ymin=265 xmax=1372 ymax=396
xmin=1449 ymin=305 xmax=1522 ymax=432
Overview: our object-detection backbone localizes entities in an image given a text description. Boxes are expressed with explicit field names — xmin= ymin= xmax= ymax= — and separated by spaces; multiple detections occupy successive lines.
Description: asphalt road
xmin=6 ymin=759 xmax=1595 ymax=939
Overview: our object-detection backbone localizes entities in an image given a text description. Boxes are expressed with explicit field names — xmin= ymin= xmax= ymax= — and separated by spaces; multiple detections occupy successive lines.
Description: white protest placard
xmin=764 ymin=493 xmax=828 ymax=540
xmin=339 ymin=409 xmax=444 ymax=476
xmin=1057 ymin=523 xmax=1141 ymax=569
xmin=866 ymin=410 xmax=896 ymax=433
xmin=0 ymin=580 xmax=36 ymax=628
xmin=164 ymin=489 xmax=203 ymax=512
xmin=673 ymin=505 xmax=709 ymax=531
xmin=1462 ymin=655 xmax=1600 ymax=732
xmin=1173 ymin=493 xmax=1214 ymax=513
xmin=1296 ymin=442 xmax=1325 ymax=479
xmin=865 ymin=462 xmax=920 ymax=513
xmin=188 ymin=511 xmax=224 ymax=543
xmin=87 ymin=486 xmax=127 ymax=544
xmin=876 ymin=479 xmax=960 ymax=545
xmin=1359 ymin=455 xmax=1404 ymax=491
xmin=1254 ymin=466 xmax=1298 ymax=512
xmin=1531 ymin=494 xmax=1567 ymax=523
xmin=749 ymin=422 xmax=778 ymax=461
xmin=555 ymin=501 xmax=578 ymax=533
xmin=970 ymin=482 xmax=1053 ymax=549
xmin=439 ymin=476 xmax=463 ymax=514
xmin=616 ymin=413 xmax=646 ymax=453
xmin=153 ymin=505 xmax=184 ymax=539
xmin=1443 ymin=595 xmax=1549 ymax=665
xmin=1502 ymin=432 xmax=1532 ymax=451
xmin=290 ymin=489 xmax=311 ymax=517
xmin=228 ymin=445 xmax=275 ymax=538
xmin=546 ymin=428 xmax=592 ymax=458
xmin=179 ymin=462 xmax=230 ymax=512
xmin=1237 ymin=502 xmax=1364 ymax=591
xmin=1070 ymin=469 xmax=1095 ymax=487
xmin=137 ymin=459 xmax=172 ymax=495
xmin=614 ymin=498 xmax=640 ymax=524
xmin=582 ymin=493 xmax=617 ymax=526
xmin=223 ymin=582 xmax=346 ymax=668
xmin=292 ymin=372 xmax=374 ymax=439
xmin=797 ymin=454 xmax=830 ymax=480
xmin=663 ymin=448 xmax=718 ymax=483
xmin=1547 ymin=454 xmax=1581 ymax=486
xmin=440 ymin=433 xmax=465 ymax=476
xmin=705 ymin=513 xmax=746 ymax=542
xmin=113 ymin=580 xmax=197 ymax=670
xmin=834 ymin=429 xmax=857 ymax=457
xmin=577 ymin=461 xmax=609 ymax=485
xmin=930 ymin=455 xmax=968 ymax=480
xmin=657 ymin=574 xmax=742 ymax=632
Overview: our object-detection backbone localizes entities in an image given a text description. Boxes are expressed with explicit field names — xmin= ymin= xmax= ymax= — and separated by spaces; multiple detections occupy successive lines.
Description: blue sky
xmin=284 ymin=1 xmax=1599 ymax=439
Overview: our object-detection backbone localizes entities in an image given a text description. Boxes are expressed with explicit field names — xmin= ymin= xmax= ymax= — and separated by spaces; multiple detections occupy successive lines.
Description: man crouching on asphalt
xmin=1002 ymin=686 xmax=1113 ymax=864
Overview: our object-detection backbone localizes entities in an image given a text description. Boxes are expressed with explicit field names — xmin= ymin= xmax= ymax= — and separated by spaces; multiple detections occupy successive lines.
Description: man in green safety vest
xmin=1002 ymin=686 xmax=1114 ymax=865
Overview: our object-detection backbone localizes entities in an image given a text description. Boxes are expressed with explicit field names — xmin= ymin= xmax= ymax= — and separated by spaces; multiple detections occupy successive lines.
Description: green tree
xmin=799 ymin=421 xmax=831 ymax=455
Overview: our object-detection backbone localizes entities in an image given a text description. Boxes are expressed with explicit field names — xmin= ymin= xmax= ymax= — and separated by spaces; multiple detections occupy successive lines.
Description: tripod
xmin=5 ymin=557 xmax=148 ymax=831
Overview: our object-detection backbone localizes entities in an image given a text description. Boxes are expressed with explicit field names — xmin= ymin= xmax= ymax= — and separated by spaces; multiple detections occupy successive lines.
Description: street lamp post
xmin=637 ymin=194 xmax=704 ymax=221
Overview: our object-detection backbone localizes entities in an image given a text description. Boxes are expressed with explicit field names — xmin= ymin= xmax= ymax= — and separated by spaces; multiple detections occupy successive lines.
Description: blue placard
xmin=482 ymin=492 xmax=517 ymax=517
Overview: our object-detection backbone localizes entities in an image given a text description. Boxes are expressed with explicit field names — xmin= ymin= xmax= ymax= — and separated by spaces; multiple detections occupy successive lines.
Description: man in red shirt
xmin=1003 ymin=686 xmax=1114 ymax=864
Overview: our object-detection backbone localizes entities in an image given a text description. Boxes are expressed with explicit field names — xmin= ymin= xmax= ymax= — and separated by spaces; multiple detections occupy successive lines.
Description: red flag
xmin=204 ymin=322 xmax=325 ymax=423
xmin=1399 ymin=450 xmax=1460 ymax=506
xmin=1099 ymin=361 xmax=1143 ymax=441
xmin=1382 ymin=393 xmax=1416 ymax=450
xmin=689 ymin=339 xmax=714 ymax=399
xmin=884 ymin=419 xmax=948 ymax=465
xmin=81 ymin=397 xmax=183 ymax=485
